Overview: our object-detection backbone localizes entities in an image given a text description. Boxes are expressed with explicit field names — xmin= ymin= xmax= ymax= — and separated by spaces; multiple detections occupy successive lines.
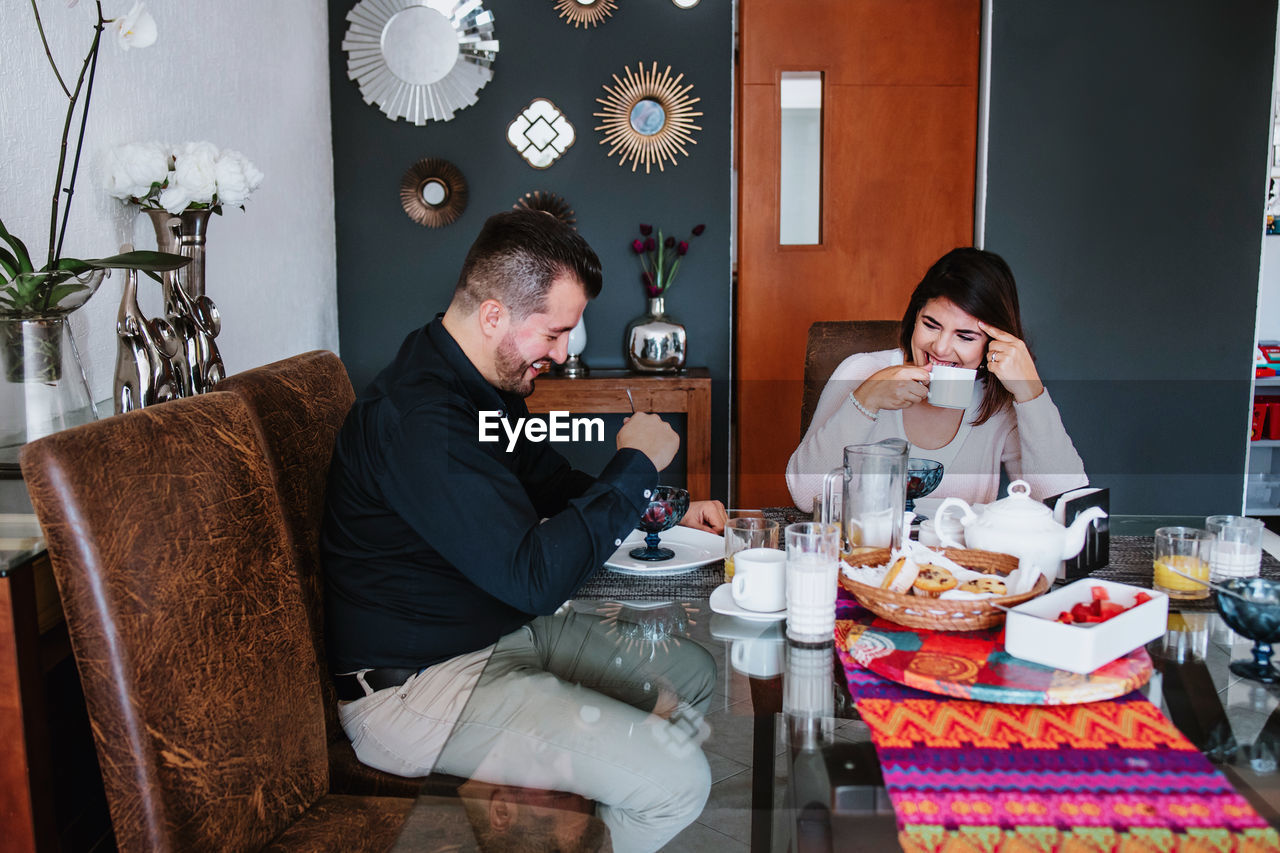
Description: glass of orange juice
xmin=1153 ymin=526 xmax=1212 ymax=600
xmin=724 ymin=514 xmax=780 ymax=580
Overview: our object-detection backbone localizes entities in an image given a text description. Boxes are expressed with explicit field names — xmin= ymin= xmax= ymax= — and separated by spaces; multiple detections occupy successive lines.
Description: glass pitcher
xmin=820 ymin=440 xmax=909 ymax=554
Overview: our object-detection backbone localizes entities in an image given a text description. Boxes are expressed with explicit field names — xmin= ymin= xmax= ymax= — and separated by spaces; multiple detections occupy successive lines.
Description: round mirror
xmin=555 ymin=0 xmax=616 ymax=28
xmin=381 ymin=6 xmax=460 ymax=85
xmin=343 ymin=0 xmax=498 ymax=124
xmin=629 ymin=99 xmax=666 ymax=136
xmin=400 ymin=158 xmax=468 ymax=227
xmin=420 ymin=178 xmax=448 ymax=206
xmin=672 ymin=0 xmax=700 ymax=7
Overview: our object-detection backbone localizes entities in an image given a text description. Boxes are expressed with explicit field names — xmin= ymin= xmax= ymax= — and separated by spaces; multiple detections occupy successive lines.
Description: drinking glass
xmin=820 ymin=442 xmax=908 ymax=555
xmin=1153 ymin=526 xmax=1212 ymax=600
xmin=785 ymin=522 xmax=840 ymax=643
xmin=1205 ymin=515 xmax=1264 ymax=582
xmin=724 ymin=513 xmax=780 ymax=580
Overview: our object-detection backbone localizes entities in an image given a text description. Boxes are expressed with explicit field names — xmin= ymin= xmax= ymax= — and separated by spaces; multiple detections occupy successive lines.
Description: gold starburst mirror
xmin=343 ymin=0 xmax=499 ymax=125
xmin=594 ymin=63 xmax=703 ymax=173
xmin=400 ymin=158 xmax=468 ymax=228
xmin=554 ymin=0 xmax=617 ymax=28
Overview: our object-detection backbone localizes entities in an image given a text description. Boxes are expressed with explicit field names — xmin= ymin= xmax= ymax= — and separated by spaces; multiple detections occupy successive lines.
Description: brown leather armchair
xmin=20 ymin=394 xmax=411 ymax=851
xmin=219 ymin=351 xmax=436 ymax=799
xmin=800 ymin=320 xmax=901 ymax=435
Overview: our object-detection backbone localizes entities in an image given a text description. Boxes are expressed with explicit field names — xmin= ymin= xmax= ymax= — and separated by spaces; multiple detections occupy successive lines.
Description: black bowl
xmin=630 ymin=486 xmax=690 ymax=561
xmin=1213 ymin=577 xmax=1280 ymax=683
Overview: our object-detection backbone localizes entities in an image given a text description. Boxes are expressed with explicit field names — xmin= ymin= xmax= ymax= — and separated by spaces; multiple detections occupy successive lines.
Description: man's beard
xmin=494 ymin=332 xmax=539 ymax=397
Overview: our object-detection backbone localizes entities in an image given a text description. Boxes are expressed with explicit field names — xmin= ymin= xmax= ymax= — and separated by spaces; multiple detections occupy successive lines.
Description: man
xmin=322 ymin=210 xmax=725 ymax=852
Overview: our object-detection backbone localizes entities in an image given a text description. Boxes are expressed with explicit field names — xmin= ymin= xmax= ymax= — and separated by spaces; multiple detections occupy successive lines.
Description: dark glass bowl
xmin=630 ymin=485 xmax=690 ymax=562
xmin=1213 ymin=577 xmax=1280 ymax=684
xmin=906 ymin=458 xmax=944 ymax=517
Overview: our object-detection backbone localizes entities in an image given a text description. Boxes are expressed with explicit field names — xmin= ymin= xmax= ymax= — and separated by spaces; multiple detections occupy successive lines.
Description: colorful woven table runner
xmin=834 ymin=595 xmax=1280 ymax=852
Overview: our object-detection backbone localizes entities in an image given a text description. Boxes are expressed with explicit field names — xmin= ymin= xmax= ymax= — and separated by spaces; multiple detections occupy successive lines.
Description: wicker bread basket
xmin=838 ymin=547 xmax=1049 ymax=631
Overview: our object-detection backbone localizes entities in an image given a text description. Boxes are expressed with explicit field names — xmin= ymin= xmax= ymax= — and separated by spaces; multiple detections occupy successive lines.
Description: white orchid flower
xmin=112 ymin=2 xmax=157 ymax=51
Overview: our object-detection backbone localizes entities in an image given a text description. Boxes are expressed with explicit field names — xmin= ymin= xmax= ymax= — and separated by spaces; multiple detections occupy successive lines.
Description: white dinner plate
xmin=709 ymin=583 xmax=787 ymax=622
xmin=603 ymin=526 xmax=725 ymax=576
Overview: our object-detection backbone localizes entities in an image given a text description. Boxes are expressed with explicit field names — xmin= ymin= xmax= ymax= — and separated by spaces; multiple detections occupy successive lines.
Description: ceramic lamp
xmin=560 ymin=314 xmax=588 ymax=377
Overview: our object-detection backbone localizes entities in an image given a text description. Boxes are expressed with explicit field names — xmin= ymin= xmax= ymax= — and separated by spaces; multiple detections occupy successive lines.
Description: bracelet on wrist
xmin=849 ymin=392 xmax=878 ymax=422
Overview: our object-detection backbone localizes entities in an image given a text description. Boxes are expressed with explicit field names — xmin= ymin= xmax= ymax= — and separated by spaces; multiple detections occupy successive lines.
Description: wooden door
xmin=735 ymin=0 xmax=981 ymax=507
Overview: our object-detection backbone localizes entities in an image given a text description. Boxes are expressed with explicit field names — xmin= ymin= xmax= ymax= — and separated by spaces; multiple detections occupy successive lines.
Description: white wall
xmin=0 ymin=1 xmax=338 ymax=403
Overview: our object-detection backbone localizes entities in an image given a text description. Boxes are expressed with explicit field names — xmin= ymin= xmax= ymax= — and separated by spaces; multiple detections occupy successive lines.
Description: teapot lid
xmin=983 ymin=480 xmax=1052 ymax=520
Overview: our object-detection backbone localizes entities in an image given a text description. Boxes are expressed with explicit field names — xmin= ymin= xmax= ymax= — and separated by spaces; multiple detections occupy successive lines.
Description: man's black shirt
xmin=321 ymin=317 xmax=657 ymax=673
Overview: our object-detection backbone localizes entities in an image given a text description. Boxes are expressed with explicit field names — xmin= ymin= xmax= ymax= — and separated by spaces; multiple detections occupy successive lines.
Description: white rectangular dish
xmin=1003 ymin=578 xmax=1168 ymax=674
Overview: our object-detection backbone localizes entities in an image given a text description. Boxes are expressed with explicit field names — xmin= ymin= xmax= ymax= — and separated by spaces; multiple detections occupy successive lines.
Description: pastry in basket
xmin=881 ymin=555 xmax=921 ymax=594
xmin=959 ymin=577 xmax=1007 ymax=595
xmin=913 ymin=565 xmax=958 ymax=597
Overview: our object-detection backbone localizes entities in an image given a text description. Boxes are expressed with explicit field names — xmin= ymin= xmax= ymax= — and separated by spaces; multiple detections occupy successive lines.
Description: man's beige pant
xmin=341 ymin=608 xmax=716 ymax=853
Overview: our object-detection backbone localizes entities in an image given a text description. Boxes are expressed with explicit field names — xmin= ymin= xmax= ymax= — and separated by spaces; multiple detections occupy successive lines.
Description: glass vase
xmin=0 ymin=315 xmax=100 ymax=472
xmin=624 ymin=296 xmax=687 ymax=373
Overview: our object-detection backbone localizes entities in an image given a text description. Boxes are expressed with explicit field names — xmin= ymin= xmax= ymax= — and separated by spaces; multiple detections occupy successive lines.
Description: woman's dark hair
xmin=898 ymin=247 xmax=1027 ymax=426
xmin=453 ymin=209 xmax=603 ymax=319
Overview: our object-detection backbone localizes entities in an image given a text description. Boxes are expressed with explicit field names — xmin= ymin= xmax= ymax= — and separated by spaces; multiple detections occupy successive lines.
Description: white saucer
xmin=604 ymin=526 xmax=724 ymax=576
xmin=709 ymin=583 xmax=787 ymax=622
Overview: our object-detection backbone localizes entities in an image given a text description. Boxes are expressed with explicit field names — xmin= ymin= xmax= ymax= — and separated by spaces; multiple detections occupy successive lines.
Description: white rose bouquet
xmin=103 ymin=141 xmax=263 ymax=215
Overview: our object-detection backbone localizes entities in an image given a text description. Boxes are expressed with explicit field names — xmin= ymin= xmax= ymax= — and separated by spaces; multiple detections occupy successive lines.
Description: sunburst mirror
xmin=343 ymin=0 xmax=499 ymax=125
xmin=554 ymin=0 xmax=617 ymax=28
xmin=513 ymin=191 xmax=576 ymax=229
xmin=594 ymin=63 xmax=703 ymax=173
xmin=400 ymin=158 xmax=468 ymax=227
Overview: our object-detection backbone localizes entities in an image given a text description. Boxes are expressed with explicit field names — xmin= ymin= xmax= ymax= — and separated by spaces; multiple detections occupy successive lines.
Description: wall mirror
xmin=555 ymin=0 xmax=617 ymax=28
xmin=507 ymin=99 xmax=576 ymax=169
xmin=671 ymin=0 xmax=700 ymax=7
xmin=343 ymin=0 xmax=499 ymax=125
xmin=513 ymin=191 xmax=577 ymax=229
xmin=595 ymin=63 xmax=703 ymax=173
xmin=400 ymin=158 xmax=468 ymax=227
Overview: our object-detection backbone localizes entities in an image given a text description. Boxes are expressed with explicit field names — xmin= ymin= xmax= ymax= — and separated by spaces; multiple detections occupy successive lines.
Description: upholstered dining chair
xmin=800 ymin=320 xmax=902 ymax=435
xmin=219 ymin=352 xmax=436 ymax=798
xmin=20 ymin=394 xmax=412 ymax=852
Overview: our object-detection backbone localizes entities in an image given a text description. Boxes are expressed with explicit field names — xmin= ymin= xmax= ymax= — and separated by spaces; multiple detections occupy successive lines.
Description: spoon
xmin=626 ymin=388 xmax=636 ymax=414
xmin=1160 ymin=563 xmax=1254 ymax=603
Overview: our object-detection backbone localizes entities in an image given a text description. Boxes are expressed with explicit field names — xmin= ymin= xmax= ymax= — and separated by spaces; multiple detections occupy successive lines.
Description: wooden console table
xmin=525 ymin=369 xmax=712 ymax=501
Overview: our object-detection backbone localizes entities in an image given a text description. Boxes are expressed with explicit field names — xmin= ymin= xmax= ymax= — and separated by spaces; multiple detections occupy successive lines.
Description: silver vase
xmin=625 ymin=297 xmax=686 ymax=373
xmin=145 ymin=209 xmax=225 ymax=396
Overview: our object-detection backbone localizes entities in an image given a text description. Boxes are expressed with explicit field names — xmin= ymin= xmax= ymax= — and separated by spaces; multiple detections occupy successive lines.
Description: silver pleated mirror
xmin=343 ymin=0 xmax=499 ymax=125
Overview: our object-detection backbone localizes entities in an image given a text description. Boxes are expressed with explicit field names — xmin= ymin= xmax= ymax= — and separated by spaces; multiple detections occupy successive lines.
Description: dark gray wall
xmin=328 ymin=0 xmax=733 ymax=500
xmin=985 ymin=1 xmax=1276 ymax=514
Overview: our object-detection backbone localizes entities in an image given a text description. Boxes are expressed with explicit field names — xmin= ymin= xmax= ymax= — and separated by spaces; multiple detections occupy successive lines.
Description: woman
xmin=786 ymin=247 xmax=1087 ymax=510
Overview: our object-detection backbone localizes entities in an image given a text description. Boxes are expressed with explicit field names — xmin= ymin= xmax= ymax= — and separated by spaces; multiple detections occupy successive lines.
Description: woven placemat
xmin=574 ymin=526 xmax=1280 ymax=607
xmin=575 ymin=563 xmax=724 ymax=600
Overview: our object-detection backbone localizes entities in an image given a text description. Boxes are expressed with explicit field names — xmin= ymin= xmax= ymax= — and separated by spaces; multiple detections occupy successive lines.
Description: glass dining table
xmin=385 ymin=513 xmax=1280 ymax=852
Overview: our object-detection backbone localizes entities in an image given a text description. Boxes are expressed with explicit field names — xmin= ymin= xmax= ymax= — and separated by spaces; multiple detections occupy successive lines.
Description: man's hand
xmin=679 ymin=500 xmax=727 ymax=533
xmin=617 ymin=412 xmax=679 ymax=471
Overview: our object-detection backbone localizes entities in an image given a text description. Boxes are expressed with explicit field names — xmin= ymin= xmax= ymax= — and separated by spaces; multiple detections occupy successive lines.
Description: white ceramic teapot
xmin=935 ymin=480 xmax=1107 ymax=578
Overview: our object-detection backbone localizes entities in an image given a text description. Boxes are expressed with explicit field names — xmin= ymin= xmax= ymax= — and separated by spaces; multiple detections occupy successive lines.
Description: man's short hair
xmin=453 ymin=210 xmax=603 ymax=319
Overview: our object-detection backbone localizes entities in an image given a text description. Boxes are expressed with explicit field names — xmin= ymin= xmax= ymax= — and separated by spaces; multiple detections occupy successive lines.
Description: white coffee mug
xmin=928 ymin=365 xmax=977 ymax=409
xmin=730 ymin=638 xmax=785 ymax=678
xmin=731 ymin=547 xmax=787 ymax=612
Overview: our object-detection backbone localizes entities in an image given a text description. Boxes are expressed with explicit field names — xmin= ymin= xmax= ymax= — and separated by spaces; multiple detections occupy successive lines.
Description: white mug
xmin=928 ymin=365 xmax=977 ymax=409
xmin=731 ymin=547 xmax=787 ymax=612
xmin=730 ymin=638 xmax=785 ymax=677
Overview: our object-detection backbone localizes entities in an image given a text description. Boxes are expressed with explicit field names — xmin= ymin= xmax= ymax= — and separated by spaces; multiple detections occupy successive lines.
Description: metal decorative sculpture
xmin=148 ymin=211 xmax=224 ymax=396
xmin=114 ymin=267 xmax=181 ymax=414
xmin=595 ymin=62 xmax=703 ymax=173
xmin=513 ymin=190 xmax=576 ymax=229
